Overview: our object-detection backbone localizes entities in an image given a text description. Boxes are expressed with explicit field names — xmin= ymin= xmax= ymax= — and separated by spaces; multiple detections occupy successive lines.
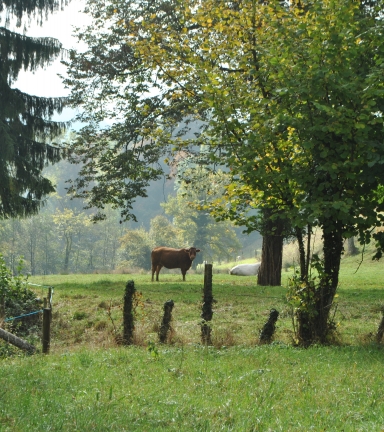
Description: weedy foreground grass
xmin=1 ymin=253 xmax=384 ymax=430
xmin=1 ymin=345 xmax=384 ymax=431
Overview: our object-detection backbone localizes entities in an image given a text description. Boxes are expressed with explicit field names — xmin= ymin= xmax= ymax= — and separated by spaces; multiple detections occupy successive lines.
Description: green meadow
xmin=1 ymin=254 xmax=384 ymax=431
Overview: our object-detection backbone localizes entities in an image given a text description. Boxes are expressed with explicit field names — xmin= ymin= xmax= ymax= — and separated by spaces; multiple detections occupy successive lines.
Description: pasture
xmin=1 ymin=253 xmax=384 ymax=430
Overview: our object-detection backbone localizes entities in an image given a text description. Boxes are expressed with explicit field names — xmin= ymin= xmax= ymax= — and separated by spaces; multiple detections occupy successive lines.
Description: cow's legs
xmin=156 ymin=265 xmax=163 ymax=281
xmin=151 ymin=263 xmax=157 ymax=282
xmin=181 ymin=269 xmax=186 ymax=281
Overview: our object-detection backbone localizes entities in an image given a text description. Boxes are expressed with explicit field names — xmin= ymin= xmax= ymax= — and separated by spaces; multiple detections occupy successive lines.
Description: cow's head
xmin=184 ymin=247 xmax=201 ymax=261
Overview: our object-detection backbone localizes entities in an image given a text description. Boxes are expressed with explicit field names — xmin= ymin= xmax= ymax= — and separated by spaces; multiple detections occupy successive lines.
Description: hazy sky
xmin=12 ymin=1 xmax=91 ymax=120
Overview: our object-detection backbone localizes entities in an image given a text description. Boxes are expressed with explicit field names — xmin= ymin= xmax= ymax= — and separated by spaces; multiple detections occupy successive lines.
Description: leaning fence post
xmin=159 ymin=300 xmax=174 ymax=343
xmin=201 ymin=263 xmax=214 ymax=345
xmin=123 ymin=280 xmax=135 ymax=345
xmin=0 ymin=327 xmax=36 ymax=353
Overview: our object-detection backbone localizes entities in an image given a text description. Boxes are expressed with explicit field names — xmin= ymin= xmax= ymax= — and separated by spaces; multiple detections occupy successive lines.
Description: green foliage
xmin=149 ymin=215 xmax=181 ymax=248
xmin=118 ymin=228 xmax=152 ymax=269
xmin=147 ymin=341 xmax=159 ymax=360
xmin=162 ymin=168 xmax=242 ymax=262
xmin=0 ymin=1 xmax=67 ymax=218
xmin=286 ymin=253 xmax=343 ymax=345
xmin=0 ymin=205 xmax=126 ymax=275
xmin=52 ymin=208 xmax=93 ymax=272
xmin=0 ymin=254 xmax=41 ymax=337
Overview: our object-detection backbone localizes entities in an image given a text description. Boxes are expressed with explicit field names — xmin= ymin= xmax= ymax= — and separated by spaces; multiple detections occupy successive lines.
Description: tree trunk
xmin=296 ymin=227 xmax=307 ymax=280
xmin=346 ymin=237 xmax=358 ymax=256
xmin=295 ymin=225 xmax=312 ymax=281
xmin=297 ymin=227 xmax=343 ymax=345
xmin=64 ymin=235 xmax=72 ymax=272
xmin=257 ymin=212 xmax=284 ymax=286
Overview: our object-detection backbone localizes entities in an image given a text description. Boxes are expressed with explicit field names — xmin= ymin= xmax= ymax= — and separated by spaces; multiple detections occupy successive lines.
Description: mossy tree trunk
xmin=296 ymin=227 xmax=343 ymax=345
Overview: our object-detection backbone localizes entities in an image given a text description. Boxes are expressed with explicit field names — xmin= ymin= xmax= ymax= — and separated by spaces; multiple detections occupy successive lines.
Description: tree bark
xmin=297 ymin=226 xmax=343 ymax=345
xmin=257 ymin=211 xmax=284 ymax=286
xmin=346 ymin=237 xmax=358 ymax=256
xmin=296 ymin=227 xmax=307 ymax=280
xmin=295 ymin=225 xmax=312 ymax=281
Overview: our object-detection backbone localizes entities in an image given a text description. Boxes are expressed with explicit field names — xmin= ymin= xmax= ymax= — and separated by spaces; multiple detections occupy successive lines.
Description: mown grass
xmin=1 ymin=252 xmax=384 ymax=430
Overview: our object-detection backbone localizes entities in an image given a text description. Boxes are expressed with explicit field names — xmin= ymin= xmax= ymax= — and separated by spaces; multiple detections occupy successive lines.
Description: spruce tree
xmin=0 ymin=0 xmax=68 ymax=218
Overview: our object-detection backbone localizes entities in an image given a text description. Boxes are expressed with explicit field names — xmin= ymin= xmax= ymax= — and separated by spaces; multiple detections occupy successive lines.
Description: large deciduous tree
xmin=201 ymin=0 xmax=384 ymax=342
xmin=66 ymin=0 xmax=384 ymax=344
xmin=0 ymin=0 xmax=68 ymax=219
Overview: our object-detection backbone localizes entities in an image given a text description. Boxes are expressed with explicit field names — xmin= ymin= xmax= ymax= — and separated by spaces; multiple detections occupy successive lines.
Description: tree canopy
xmin=0 ymin=0 xmax=67 ymax=219
xmin=65 ymin=0 xmax=384 ymax=245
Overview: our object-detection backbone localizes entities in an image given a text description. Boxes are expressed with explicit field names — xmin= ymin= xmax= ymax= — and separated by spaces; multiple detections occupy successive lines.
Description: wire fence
xmin=4 ymin=310 xmax=44 ymax=322
xmin=2 ymin=283 xmax=54 ymax=323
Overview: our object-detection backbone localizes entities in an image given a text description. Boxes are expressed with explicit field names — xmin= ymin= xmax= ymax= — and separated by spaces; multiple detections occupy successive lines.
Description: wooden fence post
xmin=42 ymin=286 xmax=53 ymax=354
xmin=201 ymin=263 xmax=214 ymax=345
xmin=159 ymin=300 xmax=174 ymax=343
xmin=123 ymin=280 xmax=135 ymax=345
xmin=259 ymin=309 xmax=279 ymax=344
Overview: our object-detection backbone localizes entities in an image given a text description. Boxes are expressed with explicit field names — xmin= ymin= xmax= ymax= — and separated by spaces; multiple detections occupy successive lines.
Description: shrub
xmin=0 ymin=254 xmax=42 ymax=338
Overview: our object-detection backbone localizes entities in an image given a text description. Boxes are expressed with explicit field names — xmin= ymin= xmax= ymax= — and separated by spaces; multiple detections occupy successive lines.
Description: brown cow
xmin=151 ymin=247 xmax=201 ymax=281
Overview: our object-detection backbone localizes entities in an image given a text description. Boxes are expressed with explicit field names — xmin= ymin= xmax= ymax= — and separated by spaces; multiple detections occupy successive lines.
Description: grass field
xmin=1 ymin=252 xmax=384 ymax=430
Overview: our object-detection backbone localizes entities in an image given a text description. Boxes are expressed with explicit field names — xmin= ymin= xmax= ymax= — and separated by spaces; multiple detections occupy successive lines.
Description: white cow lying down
xmin=229 ymin=262 xmax=261 ymax=276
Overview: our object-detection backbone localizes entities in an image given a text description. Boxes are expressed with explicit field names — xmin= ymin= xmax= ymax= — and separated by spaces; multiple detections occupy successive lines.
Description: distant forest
xmin=0 ymin=158 xmax=262 ymax=275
